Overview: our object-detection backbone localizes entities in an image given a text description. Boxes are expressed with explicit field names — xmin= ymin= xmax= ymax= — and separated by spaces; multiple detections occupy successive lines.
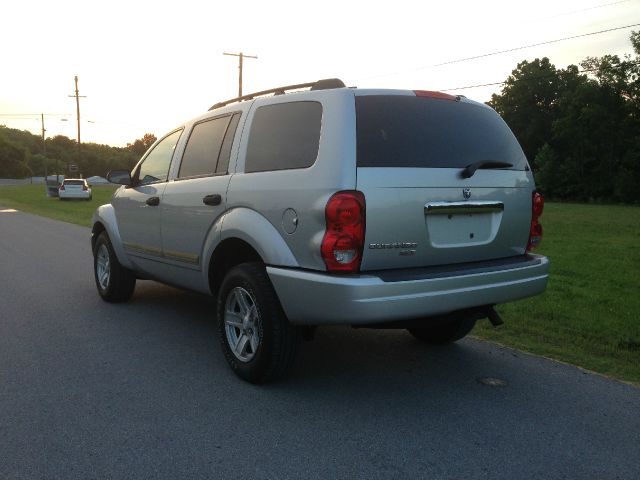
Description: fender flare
xmin=91 ymin=204 xmax=134 ymax=269
xmin=202 ymin=207 xmax=299 ymax=273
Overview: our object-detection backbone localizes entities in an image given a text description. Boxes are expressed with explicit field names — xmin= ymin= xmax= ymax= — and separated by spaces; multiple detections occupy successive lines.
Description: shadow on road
xmin=103 ymin=279 xmax=530 ymax=396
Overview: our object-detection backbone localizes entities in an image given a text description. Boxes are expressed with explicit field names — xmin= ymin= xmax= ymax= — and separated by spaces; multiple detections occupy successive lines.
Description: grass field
xmin=1 ymin=184 xmax=639 ymax=384
xmin=476 ymin=202 xmax=640 ymax=385
xmin=0 ymin=184 xmax=117 ymax=227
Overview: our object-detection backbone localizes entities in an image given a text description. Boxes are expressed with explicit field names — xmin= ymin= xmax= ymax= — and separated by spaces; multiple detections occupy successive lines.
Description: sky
xmin=1 ymin=0 xmax=639 ymax=147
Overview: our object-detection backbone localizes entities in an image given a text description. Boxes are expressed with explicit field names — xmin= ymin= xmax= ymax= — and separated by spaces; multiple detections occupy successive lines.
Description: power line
xmin=0 ymin=113 xmax=70 ymax=117
xmin=534 ymin=0 xmax=634 ymax=22
xmin=438 ymin=60 xmax=640 ymax=92
xmin=356 ymin=21 xmax=640 ymax=82
xmin=431 ymin=22 xmax=640 ymax=68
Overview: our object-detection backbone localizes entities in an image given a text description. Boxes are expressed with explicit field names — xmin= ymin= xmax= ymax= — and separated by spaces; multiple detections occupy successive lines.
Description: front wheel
xmin=217 ymin=262 xmax=300 ymax=383
xmin=93 ymin=231 xmax=136 ymax=303
xmin=407 ymin=317 xmax=477 ymax=345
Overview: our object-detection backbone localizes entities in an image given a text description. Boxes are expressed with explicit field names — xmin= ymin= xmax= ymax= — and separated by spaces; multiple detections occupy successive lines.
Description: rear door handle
xmin=146 ymin=196 xmax=160 ymax=206
xmin=203 ymin=194 xmax=222 ymax=206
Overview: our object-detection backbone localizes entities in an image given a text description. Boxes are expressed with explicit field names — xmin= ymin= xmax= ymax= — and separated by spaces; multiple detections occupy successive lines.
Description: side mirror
xmin=107 ymin=170 xmax=133 ymax=186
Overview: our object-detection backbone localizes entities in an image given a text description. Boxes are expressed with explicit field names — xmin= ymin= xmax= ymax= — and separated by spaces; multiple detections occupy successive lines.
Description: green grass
xmin=475 ymin=202 xmax=640 ymax=385
xmin=0 ymin=184 xmax=117 ymax=227
xmin=1 ymin=185 xmax=639 ymax=384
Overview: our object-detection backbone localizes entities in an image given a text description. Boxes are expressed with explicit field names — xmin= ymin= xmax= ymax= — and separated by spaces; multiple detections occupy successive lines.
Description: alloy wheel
xmin=224 ymin=287 xmax=262 ymax=362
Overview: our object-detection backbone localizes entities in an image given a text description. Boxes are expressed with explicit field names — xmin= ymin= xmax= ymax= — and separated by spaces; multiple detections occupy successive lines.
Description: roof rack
xmin=209 ymin=78 xmax=346 ymax=111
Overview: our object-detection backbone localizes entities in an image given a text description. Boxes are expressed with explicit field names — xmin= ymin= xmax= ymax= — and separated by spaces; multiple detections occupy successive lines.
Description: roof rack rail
xmin=209 ymin=78 xmax=346 ymax=111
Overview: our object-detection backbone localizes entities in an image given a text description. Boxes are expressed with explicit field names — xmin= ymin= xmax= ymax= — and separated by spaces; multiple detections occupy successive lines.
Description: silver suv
xmin=92 ymin=78 xmax=549 ymax=383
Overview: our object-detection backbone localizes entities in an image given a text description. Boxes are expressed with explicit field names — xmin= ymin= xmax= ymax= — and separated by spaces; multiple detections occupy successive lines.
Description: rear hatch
xmin=355 ymin=93 xmax=532 ymax=271
xmin=63 ymin=180 xmax=85 ymax=192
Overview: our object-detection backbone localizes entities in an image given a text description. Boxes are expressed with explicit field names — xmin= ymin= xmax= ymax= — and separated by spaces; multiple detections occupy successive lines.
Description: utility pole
xmin=68 ymin=75 xmax=86 ymax=172
xmin=41 ymin=114 xmax=47 ymax=188
xmin=223 ymin=52 xmax=257 ymax=97
xmin=40 ymin=114 xmax=46 ymax=156
xmin=39 ymin=114 xmax=63 ymax=189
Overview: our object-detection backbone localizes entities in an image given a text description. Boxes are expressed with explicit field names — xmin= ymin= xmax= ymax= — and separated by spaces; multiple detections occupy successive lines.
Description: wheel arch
xmin=205 ymin=207 xmax=299 ymax=295
xmin=208 ymin=238 xmax=263 ymax=296
xmin=91 ymin=204 xmax=133 ymax=269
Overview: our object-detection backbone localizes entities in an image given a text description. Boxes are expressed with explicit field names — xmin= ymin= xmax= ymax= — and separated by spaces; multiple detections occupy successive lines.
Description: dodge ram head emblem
xmin=462 ymin=188 xmax=472 ymax=200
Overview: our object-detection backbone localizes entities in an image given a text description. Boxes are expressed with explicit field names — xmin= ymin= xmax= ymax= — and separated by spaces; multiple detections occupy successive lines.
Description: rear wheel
xmin=93 ymin=231 xmax=136 ymax=302
xmin=217 ymin=262 xmax=300 ymax=383
xmin=407 ymin=317 xmax=477 ymax=345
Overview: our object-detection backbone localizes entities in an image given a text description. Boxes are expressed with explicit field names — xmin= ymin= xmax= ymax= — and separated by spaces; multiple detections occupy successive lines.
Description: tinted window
xmin=137 ymin=129 xmax=182 ymax=185
xmin=245 ymin=102 xmax=322 ymax=173
xmin=179 ymin=116 xmax=231 ymax=178
xmin=356 ymin=96 xmax=527 ymax=169
xmin=217 ymin=113 xmax=241 ymax=174
xmin=64 ymin=180 xmax=84 ymax=186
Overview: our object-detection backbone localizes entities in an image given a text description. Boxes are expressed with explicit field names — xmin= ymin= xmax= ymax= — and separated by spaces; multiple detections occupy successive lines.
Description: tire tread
xmin=217 ymin=262 xmax=299 ymax=383
xmin=93 ymin=231 xmax=136 ymax=303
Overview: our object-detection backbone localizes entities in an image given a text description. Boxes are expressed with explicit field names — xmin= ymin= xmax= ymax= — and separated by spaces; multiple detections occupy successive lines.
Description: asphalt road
xmin=1 ymin=208 xmax=639 ymax=480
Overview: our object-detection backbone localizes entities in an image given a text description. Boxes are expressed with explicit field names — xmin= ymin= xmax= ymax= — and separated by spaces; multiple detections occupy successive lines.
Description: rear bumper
xmin=267 ymin=254 xmax=549 ymax=326
xmin=59 ymin=190 xmax=91 ymax=199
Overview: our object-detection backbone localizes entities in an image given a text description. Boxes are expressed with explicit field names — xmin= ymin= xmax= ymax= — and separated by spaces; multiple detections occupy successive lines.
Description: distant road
xmin=0 ymin=178 xmax=32 ymax=185
xmin=1 ymin=208 xmax=639 ymax=480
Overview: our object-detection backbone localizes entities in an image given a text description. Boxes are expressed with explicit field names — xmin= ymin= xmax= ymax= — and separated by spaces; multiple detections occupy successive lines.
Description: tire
xmin=407 ymin=317 xmax=477 ymax=345
xmin=93 ymin=231 xmax=136 ymax=303
xmin=217 ymin=262 xmax=300 ymax=383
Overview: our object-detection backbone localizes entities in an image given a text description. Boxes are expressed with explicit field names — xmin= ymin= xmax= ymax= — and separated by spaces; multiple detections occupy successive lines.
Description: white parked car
xmin=59 ymin=178 xmax=92 ymax=201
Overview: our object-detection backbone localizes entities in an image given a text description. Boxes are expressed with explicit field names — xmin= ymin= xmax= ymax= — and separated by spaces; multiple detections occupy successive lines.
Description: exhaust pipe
xmin=487 ymin=307 xmax=504 ymax=327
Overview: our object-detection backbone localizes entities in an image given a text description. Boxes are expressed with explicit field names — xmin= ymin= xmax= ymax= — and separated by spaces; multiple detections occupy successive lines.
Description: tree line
xmin=0 ymin=126 xmax=156 ymax=180
xmin=489 ymin=31 xmax=640 ymax=203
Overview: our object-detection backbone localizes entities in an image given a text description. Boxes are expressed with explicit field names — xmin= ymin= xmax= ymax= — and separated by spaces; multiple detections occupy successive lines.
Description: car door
xmin=112 ymin=129 xmax=183 ymax=274
xmin=159 ymin=113 xmax=241 ymax=288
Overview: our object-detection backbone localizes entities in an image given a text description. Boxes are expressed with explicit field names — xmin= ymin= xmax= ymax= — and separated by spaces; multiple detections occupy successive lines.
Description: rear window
xmin=356 ymin=95 xmax=527 ymax=169
xmin=64 ymin=180 xmax=84 ymax=186
xmin=245 ymin=101 xmax=322 ymax=173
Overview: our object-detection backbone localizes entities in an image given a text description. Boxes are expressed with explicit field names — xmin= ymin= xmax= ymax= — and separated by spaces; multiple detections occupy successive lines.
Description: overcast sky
xmin=1 ymin=0 xmax=639 ymax=147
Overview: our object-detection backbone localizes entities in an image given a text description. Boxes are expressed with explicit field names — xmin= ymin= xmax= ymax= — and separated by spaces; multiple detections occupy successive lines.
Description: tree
xmin=580 ymin=31 xmax=640 ymax=109
xmin=0 ymin=132 xmax=32 ymax=178
xmin=28 ymin=153 xmax=56 ymax=177
xmin=488 ymin=58 xmax=567 ymax=168
xmin=0 ymin=127 xmax=146 ymax=179
xmin=489 ymin=31 xmax=640 ymax=203
xmin=126 ymin=133 xmax=157 ymax=157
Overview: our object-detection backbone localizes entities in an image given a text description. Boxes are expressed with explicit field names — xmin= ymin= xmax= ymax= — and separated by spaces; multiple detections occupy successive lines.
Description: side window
xmin=245 ymin=101 xmax=322 ymax=173
xmin=136 ymin=129 xmax=182 ymax=185
xmin=178 ymin=116 xmax=231 ymax=178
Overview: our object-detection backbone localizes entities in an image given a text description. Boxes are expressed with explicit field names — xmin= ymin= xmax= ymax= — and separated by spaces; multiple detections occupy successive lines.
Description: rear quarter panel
xmin=227 ymin=88 xmax=358 ymax=270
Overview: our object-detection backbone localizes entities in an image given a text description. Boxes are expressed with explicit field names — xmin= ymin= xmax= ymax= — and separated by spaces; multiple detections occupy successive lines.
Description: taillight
xmin=321 ymin=191 xmax=366 ymax=273
xmin=527 ymin=192 xmax=544 ymax=251
xmin=414 ymin=90 xmax=457 ymax=101
xmin=59 ymin=184 xmax=65 ymax=191
xmin=83 ymin=184 xmax=88 ymax=191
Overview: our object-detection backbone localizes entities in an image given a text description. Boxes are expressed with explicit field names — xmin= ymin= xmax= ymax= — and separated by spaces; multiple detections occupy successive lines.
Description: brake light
xmin=83 ymin=184 xmax=88 ymax=191
xmin=59 ymin=184 xmax=65 ymax=191
xmin=527 ymin=192 xmax=544 ymax=251
xmin=414 ymin=90 xmax=457 ymax=101
xmin=321 ymin=191 xmax=366 ymax=272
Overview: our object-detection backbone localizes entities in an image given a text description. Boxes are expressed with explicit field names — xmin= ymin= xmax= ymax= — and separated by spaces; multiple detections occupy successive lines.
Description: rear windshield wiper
xmin=460 ymin=160 xmax=514 ymax=179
